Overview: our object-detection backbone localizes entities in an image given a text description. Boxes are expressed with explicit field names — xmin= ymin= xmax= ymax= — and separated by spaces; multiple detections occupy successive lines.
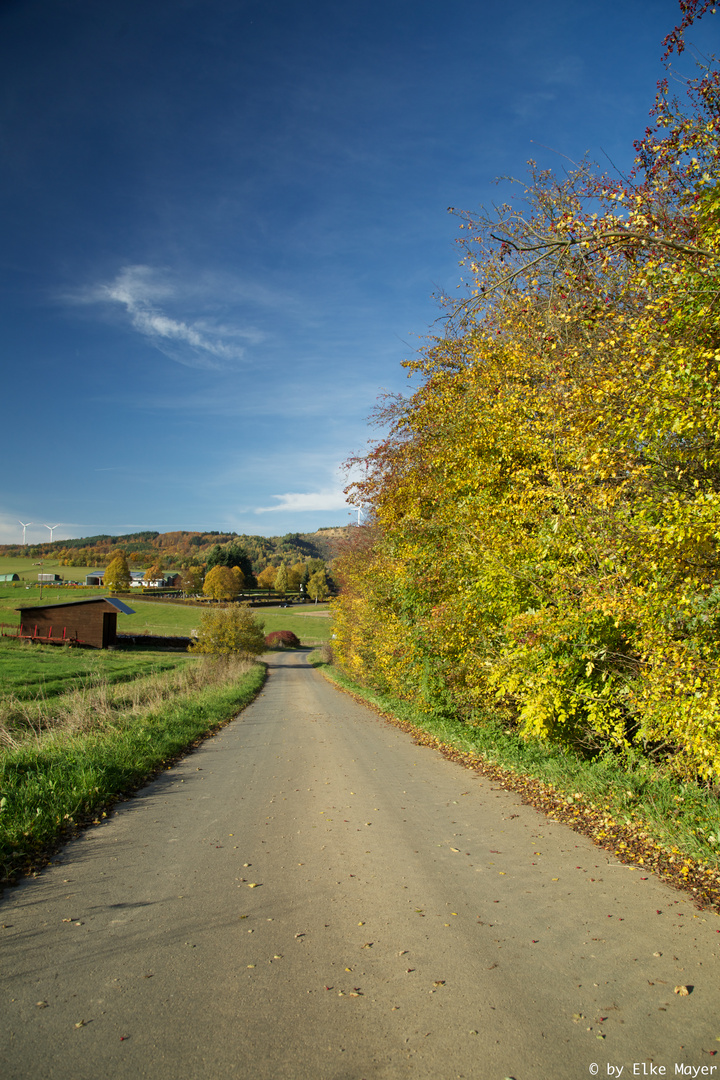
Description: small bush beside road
xmin=265 ymin=630 xmax=301 ymax=649
xmin=190 ymin=605 xmax=266 ymax=656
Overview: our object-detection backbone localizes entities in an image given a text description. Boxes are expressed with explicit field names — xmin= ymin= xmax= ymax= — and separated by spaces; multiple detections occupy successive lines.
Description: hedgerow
xmin=333 ymin=2 xmax=720 ymax=782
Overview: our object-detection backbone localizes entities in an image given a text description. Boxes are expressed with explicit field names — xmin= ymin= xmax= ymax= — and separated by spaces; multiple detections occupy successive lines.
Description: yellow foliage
xmin=333 ymin=19 xmax=720 ymax=779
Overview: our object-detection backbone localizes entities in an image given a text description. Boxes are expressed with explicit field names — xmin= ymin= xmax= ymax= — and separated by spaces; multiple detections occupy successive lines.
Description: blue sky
xmin=1 ymin=0 xmax=715 ymax=544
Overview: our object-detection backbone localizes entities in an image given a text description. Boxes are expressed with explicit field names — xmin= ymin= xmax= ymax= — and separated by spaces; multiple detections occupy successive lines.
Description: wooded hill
xmin=0 ymin=526 xmax=352 ymax=574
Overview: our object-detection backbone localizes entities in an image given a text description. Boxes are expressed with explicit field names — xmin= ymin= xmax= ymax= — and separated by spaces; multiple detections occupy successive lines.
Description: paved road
xmin=2 ymin=652 xmax=720 ymax=1079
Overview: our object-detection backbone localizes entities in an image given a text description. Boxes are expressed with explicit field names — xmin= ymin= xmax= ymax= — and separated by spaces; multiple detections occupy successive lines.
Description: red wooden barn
xmin=15 ymin=597 xmax=135 ymax=649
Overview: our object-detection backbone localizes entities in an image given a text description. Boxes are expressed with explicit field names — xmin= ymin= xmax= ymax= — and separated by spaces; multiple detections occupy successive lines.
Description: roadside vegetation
xmin=310 ymin=649 xmax=720 ymax=908
xmin=0 ymin=639 xmax=265 ymax=884
xmin=334 ymin=4 xmax=720 ymax=782
xmin=327 ymin=3 xmax=720 ymax=905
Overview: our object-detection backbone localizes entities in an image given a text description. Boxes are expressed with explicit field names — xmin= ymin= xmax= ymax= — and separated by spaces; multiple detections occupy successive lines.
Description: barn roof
xmin=16 ymin=597 xmax=135 ymax=615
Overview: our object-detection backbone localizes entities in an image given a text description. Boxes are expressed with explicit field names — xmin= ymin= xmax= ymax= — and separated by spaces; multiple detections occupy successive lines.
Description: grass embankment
xmin=309 ymin=654 xmax=720 ymax=912
xmin=0 ymin=641 xmax=265 ymax=884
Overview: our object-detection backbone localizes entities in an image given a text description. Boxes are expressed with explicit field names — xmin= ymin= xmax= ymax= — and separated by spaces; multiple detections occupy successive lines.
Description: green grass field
xmin=0 ymin=637 xmax=189 ymax=701
xmin=0 ymin=555 xmax=102 ymax=581
xmin=116 ymin=601 xmax=332 ymax=644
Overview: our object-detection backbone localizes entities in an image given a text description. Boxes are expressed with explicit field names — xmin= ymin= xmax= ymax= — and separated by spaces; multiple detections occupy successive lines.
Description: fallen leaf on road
xmin=433 ymin=980 xmax=445 ymax=986
xmin=247 ymin=883 xmax=260 ymax=888
xmin=74 ymin=1021 xmax=86 ymax=1028
xmin=36 ymin=1001 xmax=48 ymax=1008
xmin=674 ymin=985 xmax=692 ymax=995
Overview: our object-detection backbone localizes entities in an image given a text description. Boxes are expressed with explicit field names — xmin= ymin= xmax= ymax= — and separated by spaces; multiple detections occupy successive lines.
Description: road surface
xmin=2 ymin=651 xmax=719 ymax=1079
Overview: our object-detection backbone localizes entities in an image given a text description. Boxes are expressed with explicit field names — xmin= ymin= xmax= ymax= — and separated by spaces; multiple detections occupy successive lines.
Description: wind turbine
xmin=19 ymin=521 xmax=33 ymax=545
xmin=44 ymin=524 xmax=61 ymax=543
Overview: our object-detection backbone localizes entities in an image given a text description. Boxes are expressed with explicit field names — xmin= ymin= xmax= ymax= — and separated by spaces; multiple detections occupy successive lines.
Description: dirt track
xmin=2 ymin=651 xmax=719 ymax=1079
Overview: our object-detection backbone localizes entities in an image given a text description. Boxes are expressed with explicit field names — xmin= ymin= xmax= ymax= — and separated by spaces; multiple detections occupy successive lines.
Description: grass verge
xmin=308 ymin=654 xmax=720 ymax=913
xmin=0 ymin=657 xmax=266 ymax=885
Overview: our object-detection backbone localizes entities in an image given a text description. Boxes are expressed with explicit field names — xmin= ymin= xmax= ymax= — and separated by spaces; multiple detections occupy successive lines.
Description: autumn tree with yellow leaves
xmin=203 ymin=565 xmax=242 ymax=601
xmin=333 ymin=1 xmax=720 ymax=781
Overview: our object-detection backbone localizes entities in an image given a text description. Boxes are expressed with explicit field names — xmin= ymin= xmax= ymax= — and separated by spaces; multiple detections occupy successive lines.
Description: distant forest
xmin=0 ymin=527 xmax=351 ymax=574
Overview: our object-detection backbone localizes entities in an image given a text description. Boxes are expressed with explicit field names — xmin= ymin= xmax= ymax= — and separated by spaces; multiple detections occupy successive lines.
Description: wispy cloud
xmin=255 ymin=487 xmax=350 ymax=514
xmin=253 ymin=458 xmax=370 ymax=516
xmin=70 ymin=265 xmax=267 ymax=370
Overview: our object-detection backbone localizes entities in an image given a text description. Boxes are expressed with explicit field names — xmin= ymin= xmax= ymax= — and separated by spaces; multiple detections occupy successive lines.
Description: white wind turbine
xmin=44 ymin=524 xmax=61 ymax=543
xmin=19 ymin=521 xmax=33 ymax=545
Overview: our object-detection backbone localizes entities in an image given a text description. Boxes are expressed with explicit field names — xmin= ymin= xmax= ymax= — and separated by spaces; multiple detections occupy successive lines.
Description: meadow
xmin=0 ymin=554 xmax=102 ymax=581
xmin=0 ymin=637 xmax=186 ymax=702
xmin=114 ymin=599 xmax=332 ymax=643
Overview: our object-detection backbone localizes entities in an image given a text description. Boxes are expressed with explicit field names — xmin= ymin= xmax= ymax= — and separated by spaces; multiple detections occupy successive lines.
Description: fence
xmin=0 ymin=622 xmax=83 ymax=645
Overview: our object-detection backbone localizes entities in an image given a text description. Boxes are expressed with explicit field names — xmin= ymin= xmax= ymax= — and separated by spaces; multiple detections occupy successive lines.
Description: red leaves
xmin=264 ymin=630 xmax=301 ymax=649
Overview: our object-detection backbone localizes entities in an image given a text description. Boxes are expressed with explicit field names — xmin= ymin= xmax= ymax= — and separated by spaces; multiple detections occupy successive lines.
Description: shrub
xmin=264 ymin=630 xmax=300 ymax=649
xmin=191 ymin=605 xmax=266 ymax=656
